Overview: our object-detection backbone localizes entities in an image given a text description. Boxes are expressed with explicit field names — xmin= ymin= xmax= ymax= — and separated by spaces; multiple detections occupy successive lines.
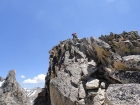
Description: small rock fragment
xmin=86 ymin=78 xmax=99 ymax=89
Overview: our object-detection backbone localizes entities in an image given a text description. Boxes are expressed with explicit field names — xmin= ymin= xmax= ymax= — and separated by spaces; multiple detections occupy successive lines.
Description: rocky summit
xmin=34 ymin=31 xmax=140 ymax=105
xmin=1 ymin=31 xmax=140 ymax=105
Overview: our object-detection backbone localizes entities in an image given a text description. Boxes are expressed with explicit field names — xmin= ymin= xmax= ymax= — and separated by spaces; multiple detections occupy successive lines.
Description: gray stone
xmin=105 ymin=84 xmax=140 ymax=105
xmin=86 ymin=78 xmax=99 ymax=89
xmin=122 ymin=55 xmax=140 ymax=70
xmin=93 ymin=88 xmax=105 ymax=105
xmin=77 ymin=99 xmax=85 ymax=105
xmin=87 ymin=89 xmax=98 ymax=97
xmin=78 ymin=82 xmax=86 ymax=99
xmin=50 ymin=63 xmax=82 ymax=105
xmin=110 ymin=70 xmax=140 ymax=83
xmin=0 ymin=77 xmax=4 ymax=82
xmin=100 ymin=82 xmax=106 ymax=89
xmin=0 ymin=88 xmax=3 ymax=94
xmin=81 ymin=63 xmax=97 ymax=77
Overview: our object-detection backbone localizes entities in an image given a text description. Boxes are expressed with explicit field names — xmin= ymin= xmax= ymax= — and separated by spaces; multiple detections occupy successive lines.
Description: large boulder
xmin=50 ymin=63 xmax=82 ymax=105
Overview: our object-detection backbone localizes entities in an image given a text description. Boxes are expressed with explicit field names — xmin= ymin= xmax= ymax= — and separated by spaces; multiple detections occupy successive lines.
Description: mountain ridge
xmin=34 ymin=31 xmax=140 ymax=105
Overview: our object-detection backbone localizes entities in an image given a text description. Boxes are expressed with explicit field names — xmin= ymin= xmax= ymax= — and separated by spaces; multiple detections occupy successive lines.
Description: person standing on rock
xmin=72 ymin=32 xmax=78 ymax=42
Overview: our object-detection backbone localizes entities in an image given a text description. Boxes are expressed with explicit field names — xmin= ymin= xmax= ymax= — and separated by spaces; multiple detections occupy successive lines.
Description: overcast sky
xmin=0 ymin=0 xmax=140 ymax=88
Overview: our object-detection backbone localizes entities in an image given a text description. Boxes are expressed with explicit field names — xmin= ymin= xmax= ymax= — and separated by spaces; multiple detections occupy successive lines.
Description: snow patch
xmin=29 ymin=90 xmax=36 ymax=97
xmin=0 ymin=81 xmax=4 ymax=87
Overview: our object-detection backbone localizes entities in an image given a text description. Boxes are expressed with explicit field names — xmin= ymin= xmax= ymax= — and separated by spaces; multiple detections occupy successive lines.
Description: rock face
xmin=34 ymin=31 xmax=140 ymax=105
xmin=0 ymin=70 xmax=30 ymax=105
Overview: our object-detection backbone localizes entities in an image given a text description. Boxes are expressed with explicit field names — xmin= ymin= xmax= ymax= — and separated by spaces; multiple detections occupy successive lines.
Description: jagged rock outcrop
xmin=0 ymin=70 xmax=30 ymax=105
xmin=34 ymin=31 xmax=140 ymax=105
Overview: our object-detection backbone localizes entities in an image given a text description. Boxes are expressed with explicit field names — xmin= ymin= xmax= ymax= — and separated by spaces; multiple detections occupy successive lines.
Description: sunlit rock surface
xmin=0 ymin=70 xmax=30 ymax=105
xmin=34 ymin=31 xmax=140 ymax=105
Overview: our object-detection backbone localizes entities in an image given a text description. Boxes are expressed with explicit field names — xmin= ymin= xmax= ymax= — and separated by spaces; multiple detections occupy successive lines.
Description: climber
xmin=72 ymin=32 xmax=78 ymax=39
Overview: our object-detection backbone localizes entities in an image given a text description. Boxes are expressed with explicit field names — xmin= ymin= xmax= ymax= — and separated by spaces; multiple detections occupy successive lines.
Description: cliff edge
xmin=34 ymin=31 xmax=140 ymax=105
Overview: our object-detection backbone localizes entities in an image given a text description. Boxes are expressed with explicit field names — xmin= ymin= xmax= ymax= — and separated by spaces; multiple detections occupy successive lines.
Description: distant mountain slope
xmin=24 ymin=87 xmax=42 ymax=105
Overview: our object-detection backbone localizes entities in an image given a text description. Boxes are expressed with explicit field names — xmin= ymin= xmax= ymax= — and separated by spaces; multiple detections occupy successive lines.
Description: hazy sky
xmin=0 ymin=0 xmax=140 ymax=88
